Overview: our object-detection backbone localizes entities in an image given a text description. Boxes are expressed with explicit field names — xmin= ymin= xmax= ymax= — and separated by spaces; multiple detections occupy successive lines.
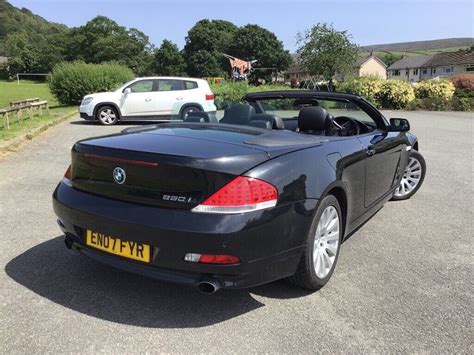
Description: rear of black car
xmin=53 ymin=124 xmax=317 ymax=290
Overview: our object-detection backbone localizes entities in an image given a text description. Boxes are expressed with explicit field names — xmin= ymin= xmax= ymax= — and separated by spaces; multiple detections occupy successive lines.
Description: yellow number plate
xmin=86 ymin=230 xmax=151 ymax=263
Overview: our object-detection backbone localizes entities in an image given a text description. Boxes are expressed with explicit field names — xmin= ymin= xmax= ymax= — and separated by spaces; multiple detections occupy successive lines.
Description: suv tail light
xmin=192 ymin=176 xmax=278 ymax=214
xmin=205 ymin=94 xmax=214 ymax=100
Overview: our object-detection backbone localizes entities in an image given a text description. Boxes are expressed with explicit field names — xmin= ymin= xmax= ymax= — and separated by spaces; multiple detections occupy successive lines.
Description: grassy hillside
xmin=362 ymin=38 xmax=473 ymax=52
xmin=362 ymin=46 xmax=470 ymax=58
xmin=0 ymin=0 xmax=67 ymax=56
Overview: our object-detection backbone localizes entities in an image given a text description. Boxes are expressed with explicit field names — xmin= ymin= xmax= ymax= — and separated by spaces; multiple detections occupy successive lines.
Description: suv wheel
xmin=180 ymin=106 xmax=201 ymax=120
xmin=97 ymin=106 xmax=119 ymax=125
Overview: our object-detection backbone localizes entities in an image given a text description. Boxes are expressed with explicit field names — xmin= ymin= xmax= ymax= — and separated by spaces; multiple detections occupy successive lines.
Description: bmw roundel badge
xmin=113 ymin=167 xmax=126 ymax=184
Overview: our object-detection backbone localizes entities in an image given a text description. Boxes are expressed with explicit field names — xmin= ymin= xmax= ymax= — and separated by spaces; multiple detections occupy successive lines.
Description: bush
xmin=209 ymin=81 xmax=291 ymax=110
xmin=450 ymin=73 xmax=474 ymax=91
xmin=376 ymin=80 xmax=415 ymax=109
xmin=335 ymin=76 xmax=382 ymax=107
xmin=414 ymin=80 xmax=455 ymax=101
xmin=49 ymin=61 xmax=134 ymax=105
xmin=451 ymin=97 xmax=473 ymax=111
xmin=421 ymin=97 xmax=450 ymax=111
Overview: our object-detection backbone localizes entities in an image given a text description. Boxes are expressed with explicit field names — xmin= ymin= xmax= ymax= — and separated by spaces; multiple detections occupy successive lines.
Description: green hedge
xmin=376 ymin=80 xmax=415 ymax=109
xmin=414 ymin=80 xmax=455 ymax=100
xmin=49 ymin=61 xmax=134 ymax=105
xmin=335 ymin=76 xmax=382 ymax=106
xmin=210 ymin=81 xmax=291 ymax=110
xmin=335 ymin=77 xmax=472 ymax=110
xmin=336 ymin=77 xmax=415 ymax=109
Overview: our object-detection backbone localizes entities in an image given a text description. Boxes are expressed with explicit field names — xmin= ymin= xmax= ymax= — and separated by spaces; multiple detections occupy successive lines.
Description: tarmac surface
xmin=0 ymin=111 xmax=472 ymax=352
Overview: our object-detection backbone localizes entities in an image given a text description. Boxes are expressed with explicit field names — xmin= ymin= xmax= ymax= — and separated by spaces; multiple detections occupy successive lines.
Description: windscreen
xmin=256 ymin=98 xmax=376 ymax=126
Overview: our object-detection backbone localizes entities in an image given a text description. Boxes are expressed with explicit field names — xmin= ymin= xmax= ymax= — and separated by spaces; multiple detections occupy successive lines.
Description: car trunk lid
xmin=70 ymin=125 xmax=274 ymax=209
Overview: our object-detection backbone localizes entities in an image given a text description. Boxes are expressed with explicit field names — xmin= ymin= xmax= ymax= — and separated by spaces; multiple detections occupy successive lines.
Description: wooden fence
xmin=0 ymin=98 xmax=49 ymax=129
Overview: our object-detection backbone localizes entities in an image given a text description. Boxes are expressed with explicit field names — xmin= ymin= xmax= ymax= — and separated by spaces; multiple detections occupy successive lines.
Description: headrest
xmin=298 ymin=106 xmax=328 ymax=132
xmin=248 ymin=120 xmax=272 ymax=129
xmin=185 ymin=111 xmax=210 ymax=122
xmin=252 ymin=114 xmax=285 ymax=129
xmin=220 ymin=104 xmax=256 ymax=125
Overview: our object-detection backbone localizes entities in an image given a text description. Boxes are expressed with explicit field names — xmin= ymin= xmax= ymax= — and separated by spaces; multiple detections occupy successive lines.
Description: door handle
xmin=366 ymin=148 xmax=376 ymax=157
xmin=176 ymin=96 xmax=184 ymax=100
xmin=145 ymin=98 xmax=152 ymax=102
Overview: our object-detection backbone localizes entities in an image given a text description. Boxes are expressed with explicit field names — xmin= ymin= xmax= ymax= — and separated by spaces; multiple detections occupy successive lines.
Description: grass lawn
xmin=0 ymin=80 xmax=76 ymax=142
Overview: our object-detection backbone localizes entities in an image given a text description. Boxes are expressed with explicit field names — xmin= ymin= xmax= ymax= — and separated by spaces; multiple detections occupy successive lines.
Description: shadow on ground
xmin=5 ymin=237 xmax=313 ymax=328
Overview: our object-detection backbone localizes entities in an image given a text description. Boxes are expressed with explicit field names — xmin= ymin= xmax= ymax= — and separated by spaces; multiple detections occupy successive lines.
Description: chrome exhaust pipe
xmin=197 ymin=279 xmax=221 ymax=294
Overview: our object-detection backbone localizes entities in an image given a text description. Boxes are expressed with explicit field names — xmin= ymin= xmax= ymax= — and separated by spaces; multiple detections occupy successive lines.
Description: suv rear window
xmin=185 ymin=81 xmax=198 ymax=90
xmin=157 ymin=79 xmax=184 ymax=91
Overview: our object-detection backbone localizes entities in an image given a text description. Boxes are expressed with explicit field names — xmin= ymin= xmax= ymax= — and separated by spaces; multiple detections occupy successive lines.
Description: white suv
xmin=79 ymin=77 xmax=217 ymax=125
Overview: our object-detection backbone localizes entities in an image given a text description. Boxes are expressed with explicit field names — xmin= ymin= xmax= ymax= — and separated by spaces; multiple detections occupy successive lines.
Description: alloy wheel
xmin=99 ymin=109 xmax=117 ymax=124
xmin=313 ymin=205 xmax=340 ymax=279
xmin=394 ymin=157 xmax=422 ymax=197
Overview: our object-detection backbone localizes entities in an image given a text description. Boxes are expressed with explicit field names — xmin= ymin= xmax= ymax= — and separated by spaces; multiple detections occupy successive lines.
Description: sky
xmin=8 ymin=0 xmax=474 ymax=52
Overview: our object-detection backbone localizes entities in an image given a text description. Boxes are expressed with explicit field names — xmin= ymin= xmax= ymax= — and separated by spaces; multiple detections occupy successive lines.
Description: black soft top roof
xmin=244 ymin=90 xmax=362 ymax=101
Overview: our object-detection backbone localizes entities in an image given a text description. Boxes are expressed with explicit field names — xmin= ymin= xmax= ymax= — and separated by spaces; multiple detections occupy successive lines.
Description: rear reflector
xmin=184 ymin=253 xmax=240 ymax=265
xmin=205 ymin=94 xmax=214 ymax=100
xmin=62 ymin=165 xmax=72 ymax=185
xmin=192 ymin=176 xmax=278 ymax=214
xmin=64 ymin=165 xmax=72 ymax=179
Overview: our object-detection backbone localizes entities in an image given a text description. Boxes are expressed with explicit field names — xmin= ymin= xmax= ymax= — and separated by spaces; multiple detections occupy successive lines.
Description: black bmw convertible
xmin=53 ymin=91 xmax=426 ymax=293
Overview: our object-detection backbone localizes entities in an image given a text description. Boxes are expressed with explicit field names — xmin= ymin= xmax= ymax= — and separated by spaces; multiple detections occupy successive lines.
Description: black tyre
xmin=289 ymin=195 xmax=343 ymax=290
xmin=96 ymin=105 xmax=119 ymax=125
xmin=391 ymin=150 xmax=426 ymax=201
xmin=180 ymin=106 xmax=201 ymax=120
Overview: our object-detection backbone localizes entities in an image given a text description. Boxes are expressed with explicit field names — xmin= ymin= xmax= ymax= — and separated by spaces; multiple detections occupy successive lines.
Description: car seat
xmin=220 ymin=104 xmax=256 ymax=125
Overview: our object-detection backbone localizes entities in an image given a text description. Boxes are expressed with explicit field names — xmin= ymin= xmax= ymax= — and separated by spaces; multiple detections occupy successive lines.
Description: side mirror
xmin=123 ymin=88 xmax=132 ymax=95
xmin=389 ymin=118 xmax=410 ymax=132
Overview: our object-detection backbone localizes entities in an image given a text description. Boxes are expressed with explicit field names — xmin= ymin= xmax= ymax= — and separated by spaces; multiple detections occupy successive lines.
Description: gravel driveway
xmin=0 ymin=111 xmax=472 ymax=353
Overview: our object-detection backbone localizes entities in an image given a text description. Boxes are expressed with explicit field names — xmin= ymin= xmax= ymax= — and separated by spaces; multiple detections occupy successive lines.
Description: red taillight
xmin=205 ymin=94 xmax=214 ymax=100
xmin=64 ymin=165 xmax=72 ymax=180
xmin=192 ymin=176 xmax=278 ymax=214
xmin=184 ymin=253 xmax=240 ymax=265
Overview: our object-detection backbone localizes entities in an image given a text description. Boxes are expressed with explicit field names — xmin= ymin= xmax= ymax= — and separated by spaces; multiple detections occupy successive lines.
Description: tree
xmin=66 ymin=16 xmax=154 ymax=75
xmin=297 ymin=23 xmax=359 ymax=90
xmin=186 ymin=50 xmax=221 ymax=77
xmin=228 ymin=24 xmax=292 ymax=82
xmin=183 ymin=19 xmax=238 ymax=77
xmin=153 ymin=40 xmax=186 ymax=76
xmin=377 ymin=52 xmax=403 ymax=67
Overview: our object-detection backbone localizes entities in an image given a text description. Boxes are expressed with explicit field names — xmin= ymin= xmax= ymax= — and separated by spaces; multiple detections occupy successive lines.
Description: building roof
xmin=421 ymin=49 xmax=474 ymax=67
xmin=387 ymin=55 xmax=433 ymax=70
xmin=285 ymin=55 xmax=387 ymax=75
xmin=357 ymin=54 xmax=387 ymax=67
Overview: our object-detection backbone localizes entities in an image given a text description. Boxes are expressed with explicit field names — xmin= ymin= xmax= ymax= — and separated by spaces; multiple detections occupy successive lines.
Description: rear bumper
xmin=53 ymin=182 xmax=316 ymax=289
